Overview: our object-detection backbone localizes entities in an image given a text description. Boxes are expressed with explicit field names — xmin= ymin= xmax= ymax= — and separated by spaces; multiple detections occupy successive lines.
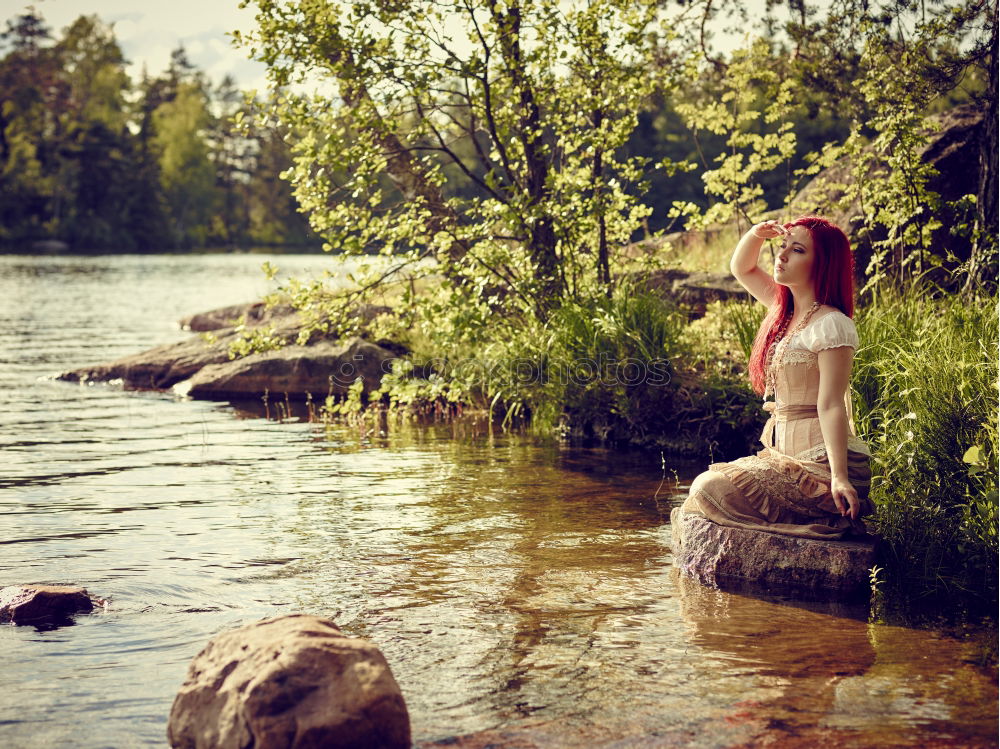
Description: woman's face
xmin=774 ymin=225 xmax=815 ymax=288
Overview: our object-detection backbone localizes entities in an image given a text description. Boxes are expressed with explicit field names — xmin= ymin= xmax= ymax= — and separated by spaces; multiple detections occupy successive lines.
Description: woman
xmin=680 ymin=215 xmax=873 ymax=539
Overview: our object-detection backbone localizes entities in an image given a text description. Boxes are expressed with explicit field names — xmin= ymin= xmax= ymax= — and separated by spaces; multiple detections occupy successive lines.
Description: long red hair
xmin=747 ymin=216 xmax=856 ymax=395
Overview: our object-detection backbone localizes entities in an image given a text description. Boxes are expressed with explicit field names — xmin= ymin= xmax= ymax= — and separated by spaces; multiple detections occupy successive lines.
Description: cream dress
xmin=681 ymin=305 xmax=873 ymax=539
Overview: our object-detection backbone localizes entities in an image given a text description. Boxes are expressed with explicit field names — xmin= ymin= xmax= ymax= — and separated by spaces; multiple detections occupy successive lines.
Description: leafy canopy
xmin=239 ymin=0 xmax=692 ymax=331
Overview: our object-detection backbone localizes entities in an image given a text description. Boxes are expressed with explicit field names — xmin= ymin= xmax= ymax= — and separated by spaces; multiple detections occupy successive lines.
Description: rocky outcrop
xmin=669 ymin=507 xmax=877 ymax=596
xmin=0 ymin=585 xmax=96 ymax=625
xmin=58 ymin=332 xmax=239 ymax=390
xmin=180 ymin=302 xmax=393 ymax=333
xmin=643 ymin=269 xmax=746 ymax=310
xmin=790 ymin=104 xmax=985 ymax=232
xmin=619 ymin=267 xmax=747 ymax=317
xmin=788 ymin=103 xmax=987 ymax=286
xmin=167 ymin=614 xmax=410 ymax=749
xmin=58 ymin=302 xmax=403 ymax=398
xmin=176 ymin=337 xmax=398 ymax=399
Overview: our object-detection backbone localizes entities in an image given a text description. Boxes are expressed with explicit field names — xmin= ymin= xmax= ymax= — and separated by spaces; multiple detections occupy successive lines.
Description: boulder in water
xmin=670 ymin=507 xmax=878 ymax=596
xmin=0 ymin=584 xmax=96 ymax=625
xmin=167 ymin=614 xmax=410 ymax=749
xmin=175 ymin=337 xmax=398 ymax=400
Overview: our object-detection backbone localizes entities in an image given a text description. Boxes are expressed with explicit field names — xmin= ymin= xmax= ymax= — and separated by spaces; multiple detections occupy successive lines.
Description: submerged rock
xmin=176 ymin=337 xmax=398 ymax=399
xmin=669 ymin=507 xmax=877 ymax=596
xmin=167 ymin=614 xmax=410 ymax=749
xmin=0 ymin=584 xmax=96 ymax=625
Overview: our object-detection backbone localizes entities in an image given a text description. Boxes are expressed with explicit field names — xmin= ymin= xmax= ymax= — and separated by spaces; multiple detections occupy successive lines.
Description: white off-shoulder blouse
xmin=787 ymin=307 xmax=859 ymax=353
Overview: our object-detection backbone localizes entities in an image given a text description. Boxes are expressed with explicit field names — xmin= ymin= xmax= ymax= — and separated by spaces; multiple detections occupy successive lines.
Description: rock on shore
xmin=57 ymin=301 xmax=402 ymax=399
xmin=167 ymin=614 xmax=410 ymax=749
xmin=179 ymin=301 xmax=297 ymax=332
xmin=669 ymin=507 xmax=877 ymax=596
xmin=58 ymin=332 xmax=238 ymax=390
xmin=177 ymin=337 xmax=398 ymax=399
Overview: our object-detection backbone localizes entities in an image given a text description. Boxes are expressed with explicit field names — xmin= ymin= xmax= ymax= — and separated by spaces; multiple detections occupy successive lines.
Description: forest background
xmin=2 ymin=0 xmax=997 ymax=615
xmin=0 ymin=8 xmax=314 ymax=250
xmin=6 ymin=1 xmax=989 ymax=255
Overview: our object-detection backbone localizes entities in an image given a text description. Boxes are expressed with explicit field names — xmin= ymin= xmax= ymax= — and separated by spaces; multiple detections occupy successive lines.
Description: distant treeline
xmin=0 ymin=11 xmax=316 ymax=251
xmin=1 ymin=8 xmax=987 ymax=254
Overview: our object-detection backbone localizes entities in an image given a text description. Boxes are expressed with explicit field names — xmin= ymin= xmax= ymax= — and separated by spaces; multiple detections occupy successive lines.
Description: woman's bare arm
xmin=817 ymin=345 xmax=859 ymax=518
xmin=730 ymin=221 xmax=783 ymax=307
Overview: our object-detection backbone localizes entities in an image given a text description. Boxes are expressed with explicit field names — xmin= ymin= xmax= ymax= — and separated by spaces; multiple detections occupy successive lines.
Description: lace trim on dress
xmin=781 ymin=349 xmax=818 ymax=366
xmin=812 ymin=341 xmax=857 ymax=353
xmin=764 ymin=302 xmax=822 ymax=399
xmin=797 ymin=444 xmax=828 ymax=462
xmin=794 ymin=435 xmax=871 ymax=461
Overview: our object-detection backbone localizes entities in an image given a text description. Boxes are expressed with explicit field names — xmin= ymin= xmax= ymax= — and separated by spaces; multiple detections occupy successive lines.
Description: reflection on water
xmin=0 ymin=255 xmax=996 ymax=748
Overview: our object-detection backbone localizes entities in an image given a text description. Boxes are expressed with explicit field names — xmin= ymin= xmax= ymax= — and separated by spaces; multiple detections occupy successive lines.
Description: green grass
xmin=852 ymin=287 xmax=998 ymax=613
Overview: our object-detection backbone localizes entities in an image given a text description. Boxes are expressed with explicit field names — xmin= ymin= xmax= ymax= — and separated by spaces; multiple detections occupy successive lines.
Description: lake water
xmin=1 ymin=253 xmax=996 ymax=748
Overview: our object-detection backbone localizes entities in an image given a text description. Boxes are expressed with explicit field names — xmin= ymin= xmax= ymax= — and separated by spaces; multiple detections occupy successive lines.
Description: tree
xmin=670 ymin=0 xmax=996 ymax=292
xmin=0 ymin=9 xmax=61 ymax=241
xmin=54 ymin=15 xmax=139 ymax=247
xmin=152 ymin=82 xmax=218 ymax=247
xmin=239 ymin=0 xmax=690 ymax=326
xmin=772 ymin=0 xmax=997 ymax=292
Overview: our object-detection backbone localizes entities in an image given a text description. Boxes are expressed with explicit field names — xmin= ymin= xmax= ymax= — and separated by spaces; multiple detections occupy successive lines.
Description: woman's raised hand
xmin=750 ymin=220 xmax=788 ymax=240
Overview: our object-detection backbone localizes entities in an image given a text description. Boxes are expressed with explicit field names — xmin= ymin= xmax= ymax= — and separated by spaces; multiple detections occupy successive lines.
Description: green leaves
xmin=673 ymin=38 xmax=800 ymax=229
xmin=852 ymin=289 xmax=998 ymax=606
xmin=240 ymin=0 xmax=674 ymax=320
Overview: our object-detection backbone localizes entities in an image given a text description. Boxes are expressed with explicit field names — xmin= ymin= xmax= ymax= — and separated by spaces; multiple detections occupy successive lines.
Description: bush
xmin=372 ymin=284 xmax=764 ymax=458
xmin=853 ymin=287 xmax=998 ymax=612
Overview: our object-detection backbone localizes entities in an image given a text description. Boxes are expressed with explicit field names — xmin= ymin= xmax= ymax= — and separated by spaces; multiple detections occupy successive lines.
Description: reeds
xmin=852 ymin=287 xmax=998 ymax=612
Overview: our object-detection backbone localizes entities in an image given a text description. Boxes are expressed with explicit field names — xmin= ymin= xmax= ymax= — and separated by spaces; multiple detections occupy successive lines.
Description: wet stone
xmin=0 ymin=584 xmax=95 ymax=625
xmin=670 ymin=508 xmax=878 ymax=597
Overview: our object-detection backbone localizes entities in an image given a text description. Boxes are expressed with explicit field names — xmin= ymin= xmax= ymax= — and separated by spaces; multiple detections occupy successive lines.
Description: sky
xmin=1 ymin=0 xmax=780 ymax=93
xmin=1 ymin=0 xmax=271 ymax=90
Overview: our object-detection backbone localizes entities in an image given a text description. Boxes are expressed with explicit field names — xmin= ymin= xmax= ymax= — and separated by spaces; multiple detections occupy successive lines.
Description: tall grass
xmin=852 ymin=288 xmax=998 ymax=612
xmin=374 ymin=281 xmax=764 ymax=457
xmin=475 ymin=283 xmax=690 ymax=433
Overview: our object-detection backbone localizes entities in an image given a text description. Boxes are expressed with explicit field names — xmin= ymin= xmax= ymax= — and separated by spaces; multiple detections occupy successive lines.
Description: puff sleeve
xmin=801 ymin=311 xmax=859 ymax=353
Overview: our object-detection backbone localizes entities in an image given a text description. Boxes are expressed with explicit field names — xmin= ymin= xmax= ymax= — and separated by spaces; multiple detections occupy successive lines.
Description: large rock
xmin=58 ymin=332 xmax=238 ymax=390
xmin=180 ymin=301 xmax=392 ymax=333
xmin=59 ymin=302 xmax=313 ymax=389
xmin=58 ymin=301 xmax=401 ymax=396
xmin=669 ymin=507 xmax=877 ymax=596
xmin=180 ymin=301 xmax=297 ymax=332
xmin=167 ymin=614 xmax=410 ymax=749
xmin=788 ymin=103 xmax=986 ymax=285
xmin=0 ymin=585 xmax=95 ymax=625
xmin=790 ymin=104 xmax=985 ymax=231
xmin=176 ymin=337 xmax=398 ymax=399
xmin=625 ymin=268 xmax=747 ymax=317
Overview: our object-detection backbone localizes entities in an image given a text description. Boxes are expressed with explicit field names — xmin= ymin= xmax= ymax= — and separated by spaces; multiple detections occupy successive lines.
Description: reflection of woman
xmin=672 ymin=569 xmax=877 ymax=743
xmin=681 ymin=216 xmax=873 ymax=538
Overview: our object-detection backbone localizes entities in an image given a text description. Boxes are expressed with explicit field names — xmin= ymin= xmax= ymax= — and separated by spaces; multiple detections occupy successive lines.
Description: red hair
xmin=747 ymin=216 xmax=856 ymax=395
